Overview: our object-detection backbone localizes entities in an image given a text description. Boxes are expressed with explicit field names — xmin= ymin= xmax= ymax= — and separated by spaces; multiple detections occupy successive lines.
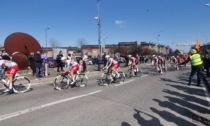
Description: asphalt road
xmin=0 ymin=65 xmax=210 ymax=126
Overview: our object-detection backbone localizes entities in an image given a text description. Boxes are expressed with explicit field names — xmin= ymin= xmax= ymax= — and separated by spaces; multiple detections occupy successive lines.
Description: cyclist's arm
xmin=63 ymin=63 xmax=70 ymax=73
xmin=179 ymin=57 xmax=190 ymax=65
xmin=107 ymin=60 xmax=112 ymax=68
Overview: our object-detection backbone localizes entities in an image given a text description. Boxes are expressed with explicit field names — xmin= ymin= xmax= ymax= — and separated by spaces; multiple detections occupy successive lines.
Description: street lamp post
xmin=45 ymin=27 xmax=50 ymax=47
xmin=156 ymin=29 xmax=166 ymax=53
xmin=96 ymin=0 xmax=101 ymax=56
xmin=103 ymin=37 xmax=108 ymax=53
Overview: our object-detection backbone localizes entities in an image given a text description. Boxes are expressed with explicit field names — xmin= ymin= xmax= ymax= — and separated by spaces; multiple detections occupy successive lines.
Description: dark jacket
xmin=28 ymin=56 xmax=35 ymax=69
xmin=34 ymin=53 xmax=42 ymax=67
xmin=56 ymin=54 xmax=63 ymax=63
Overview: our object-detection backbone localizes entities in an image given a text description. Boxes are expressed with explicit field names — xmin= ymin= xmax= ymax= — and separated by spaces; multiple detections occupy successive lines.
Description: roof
xmin=118 ymin=41 xmax=137 ymax=45
xmin=42 ymin=47 xmax=79 ymax=50
xmin=82 ymin=44 xmax=118 ymax=48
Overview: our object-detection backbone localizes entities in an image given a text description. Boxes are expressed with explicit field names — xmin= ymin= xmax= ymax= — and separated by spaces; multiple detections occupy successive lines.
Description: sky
xmin=1 ymin=0 xmax=210 ymax=52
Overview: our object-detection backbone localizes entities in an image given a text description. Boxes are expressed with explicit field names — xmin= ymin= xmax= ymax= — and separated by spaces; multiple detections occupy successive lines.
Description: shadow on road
xmin=121 ymin=109 xmax=163 ymax=126
xmin=151 ymin=69 xmax=210 ymax=126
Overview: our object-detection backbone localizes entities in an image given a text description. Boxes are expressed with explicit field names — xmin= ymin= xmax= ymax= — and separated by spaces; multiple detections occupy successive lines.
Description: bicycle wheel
xmin=13 ymin=76 xmax=31 ymax=93
xmin=54 ymin=75 xmax=69 ymax=90
xmin=135 ymin=68 xmax=142 ymax=77
xmin=75 ymin=74 xmax=88 ymax=87
xmin=118 ymin=71 xmax=125 ymax=83
xmin=125 ymin=69 xmax=133 ymax=78
xmin=105 ymin=74 xmax=112 ymax=85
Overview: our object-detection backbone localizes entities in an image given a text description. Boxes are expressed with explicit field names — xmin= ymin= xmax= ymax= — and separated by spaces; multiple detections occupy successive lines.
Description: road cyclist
xmin=151 ymin=55 xmax=162 ymax=74
xmin=0 ymin=59 xmax=31 ymax=93
xmin=126 ymin=54 xmax=141 ymax=77
xmin=54 ymin=57 xmax=88 ymax=90
xmin=100 ymin=55 xmax=122 ymax=86
xmin=169 ymin=56 xmax=179 ymax=71
xmin=158 ymin=55 xmax=167 ymax=72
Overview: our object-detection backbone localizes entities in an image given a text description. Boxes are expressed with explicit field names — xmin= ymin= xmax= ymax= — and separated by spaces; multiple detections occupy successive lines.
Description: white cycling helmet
xmin=152 ymin=55 xmax=155 ymax=57
xmin=105 ymin=55 xmax=110 ymax=58
xmin=61 ymin=57 xmax=66 ymax=60
xmin=128 ymin=55 xmax=132 ymax=57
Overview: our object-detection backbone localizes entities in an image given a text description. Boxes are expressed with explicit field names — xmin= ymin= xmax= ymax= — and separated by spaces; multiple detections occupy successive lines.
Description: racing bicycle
xmin=54 ymin=71 xmax=88 ymax=90
xmin=0 ymin=68 xmax=31 ymax=94
xmin=125 ymin=65 xmax=142 ymax=78
xmin=98 ymin=68 xmax=125 ymax=86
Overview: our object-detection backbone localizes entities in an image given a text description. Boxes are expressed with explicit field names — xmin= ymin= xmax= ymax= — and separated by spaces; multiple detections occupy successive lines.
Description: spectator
xmin=2 ymin=52 xmax=11 ymax=60
xmin=71 ymin=52 xmax=76 ymax=62
xmin=67 ymin=53 xmax=72 ymax=60
xmin=28 ymin=52 xmax=35 ymax=76
xmin=34 ymin=50 xmax=42 ymax=80
xmin=102 ymin=52 xmax=107 ymax=67
xmin=41 ymin=52 xmax=48 ymax=76
xmin=97 ymin=54 xmax=101 ymax=71
xmin=114 ymin=53 xmax=119 ymax=61
xmin=82 ymin=53 xmax=88 ymax=72
xmin=56 ymin=51 xmax=63 ymax=72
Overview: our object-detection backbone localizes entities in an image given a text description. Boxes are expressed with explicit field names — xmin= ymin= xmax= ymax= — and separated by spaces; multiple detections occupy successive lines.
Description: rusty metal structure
xmin=4 ymin=32 xmax=42 ymax=70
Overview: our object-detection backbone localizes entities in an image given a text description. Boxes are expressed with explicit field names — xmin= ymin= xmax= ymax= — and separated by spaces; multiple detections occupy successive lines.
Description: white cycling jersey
xmin=152 ymin=57 xmax=158 ymax=65
xmin=0 ymin=60 xmax=17 ymax=68
xmin=106 ymin=58 xmax=118 ymax=68
xmin=65 ymin=60 xmax=79 ymax=68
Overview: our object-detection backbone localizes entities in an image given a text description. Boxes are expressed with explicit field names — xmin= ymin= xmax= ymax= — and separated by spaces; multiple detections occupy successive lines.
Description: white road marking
xmin=115 ymin=79 xmax=135 ymax=87
xmin=0 ymin=90 xmax=102 ymax=122
xmin=203 ymin=87 xmax=210 ymax=107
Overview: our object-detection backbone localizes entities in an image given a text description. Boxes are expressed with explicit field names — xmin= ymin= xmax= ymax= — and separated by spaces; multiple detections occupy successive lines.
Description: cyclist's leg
xmin=159 ymin=63 xmax=163 ymax=73
xmin=115 ymin=63 xmax=120 ymax=77
xmin=5 ymin=66 xmax=18 ymax=91
xmin=109 ymin=67 xmax=114 ymax=82
xmin=131 ymin=63 xmax=135 ymax=76
xmin=69 ymin=70 xmax=75 ymax=84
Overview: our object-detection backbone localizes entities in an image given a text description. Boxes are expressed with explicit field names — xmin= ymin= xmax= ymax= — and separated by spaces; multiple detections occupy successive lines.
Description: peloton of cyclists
xmin=0 ymin=59 xmax=19 ymax=92
xmin=103 ymin=55 xmax=120 ymax=82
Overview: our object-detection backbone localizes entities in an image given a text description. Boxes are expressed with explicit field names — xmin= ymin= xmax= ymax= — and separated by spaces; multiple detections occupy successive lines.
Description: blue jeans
xmin=36 ymin=67 xmax=40 ymax=78
xmin=98 ymin=64 xmax=100 ymax=71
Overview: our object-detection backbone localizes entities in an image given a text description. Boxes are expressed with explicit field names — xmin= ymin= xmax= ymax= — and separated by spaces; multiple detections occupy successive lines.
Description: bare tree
xmin=77 ymin=38 xmax=87 ymax=48
xmin=49 ymin=38 xmax=60 ymax=47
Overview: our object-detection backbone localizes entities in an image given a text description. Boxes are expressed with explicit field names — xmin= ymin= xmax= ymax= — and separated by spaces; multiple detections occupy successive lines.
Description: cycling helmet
xmin=128 ymin=55 xmax=131 ymax=58
xmin=152 ymin=55 xmax=155 ymax=57
xmin=61 ymin=57 xmax=66 ymax=60
xmin=105 ymin=55 xmax=110 ymax=58
xmin=190 ymin=49 xmax=197 ymax=54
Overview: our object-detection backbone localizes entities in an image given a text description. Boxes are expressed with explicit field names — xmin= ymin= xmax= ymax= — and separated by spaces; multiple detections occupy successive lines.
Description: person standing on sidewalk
xmin=102 ymin=52 xmax=107 ymax=67
xmin=34 ymin=50 xmax=42 ymax=80
xmin=97 ymin=54 xmax=101 ymax=71
xmin=82 ymin=53 xmax=88 ymax=72
xmin=67 ymin=53 xmax=72 ymax=60
xmin=71 ymin=52 xmax=76 ymax=62
xmin=41 ymin=52 xmax=48 ymax=76
xmin=179 ymin=49 xmax=203 ymax=86
xmin=28 ymin=52 xmax=35 ymax=76
xmin=56 ymin=51 xmax=63 ymax=72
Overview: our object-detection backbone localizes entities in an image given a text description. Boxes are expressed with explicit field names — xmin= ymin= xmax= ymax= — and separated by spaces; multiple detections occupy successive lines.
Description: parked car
xmin=48 ymin=57 xmax=58 ymax=68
